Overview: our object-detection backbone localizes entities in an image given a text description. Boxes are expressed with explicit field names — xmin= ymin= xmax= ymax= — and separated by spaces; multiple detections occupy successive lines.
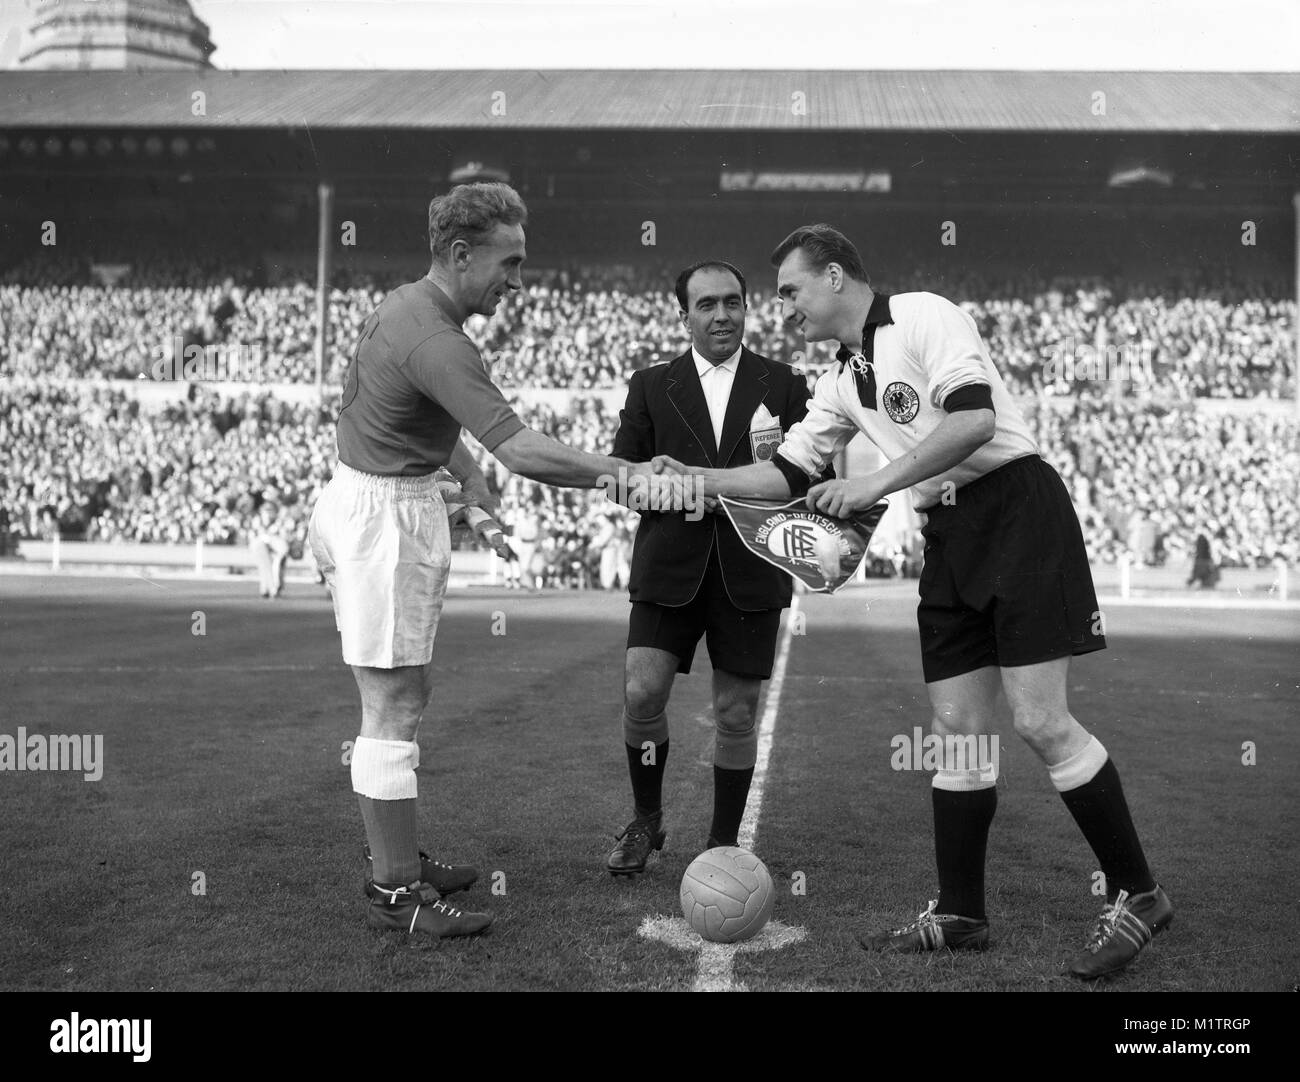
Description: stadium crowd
xmin=1031 ymin=399 xmax=1299 ymax=569
xmin=1 ymin=265 xmax=1294 ymax=399
xmin=2 ymin=376 xmax=1296 ymax=579
xmin=1 ymin=255 xmax=1295 ymax=580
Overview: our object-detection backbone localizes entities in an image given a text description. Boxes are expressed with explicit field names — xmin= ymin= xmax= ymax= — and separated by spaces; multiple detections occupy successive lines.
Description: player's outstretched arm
xmin=494 ymin=427 xmax=653 ymax=489
xmin=651 ymin=456 xmax=793 ymax=501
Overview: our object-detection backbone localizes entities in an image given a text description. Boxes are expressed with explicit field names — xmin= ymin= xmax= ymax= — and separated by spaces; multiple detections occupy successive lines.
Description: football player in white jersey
xmin=653 ymin=224 xmax=1171 ymax=980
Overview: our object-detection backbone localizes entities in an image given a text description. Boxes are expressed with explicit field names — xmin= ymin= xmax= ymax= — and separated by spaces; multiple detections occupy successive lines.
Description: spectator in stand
xmin=1187 ymin=531 xmax=1221 ymax=589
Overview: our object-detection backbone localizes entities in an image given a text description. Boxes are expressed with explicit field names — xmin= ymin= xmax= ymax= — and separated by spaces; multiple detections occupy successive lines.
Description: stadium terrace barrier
xmin=1101 ymin=557 xmax=1290 ymax=602
xmin=11 ymin=539 xmax=502 ymax=587
xmin=6 ymin=539 xmax=1289 ymax=603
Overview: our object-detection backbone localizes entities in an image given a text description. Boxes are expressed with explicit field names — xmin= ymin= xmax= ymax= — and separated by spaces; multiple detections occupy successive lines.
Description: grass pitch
xmin=0 ymin=573 xmax=1295 ymax=991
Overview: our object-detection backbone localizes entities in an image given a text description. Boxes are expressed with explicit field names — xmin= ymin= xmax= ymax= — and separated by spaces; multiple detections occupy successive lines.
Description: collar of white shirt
xmin=691 ymin=346 xmax=742 ymax=377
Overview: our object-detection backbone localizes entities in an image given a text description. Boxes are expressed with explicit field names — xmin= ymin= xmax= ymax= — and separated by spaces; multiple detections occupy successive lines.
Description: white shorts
xmin=308 ymin=462 xmax=451 ymax=668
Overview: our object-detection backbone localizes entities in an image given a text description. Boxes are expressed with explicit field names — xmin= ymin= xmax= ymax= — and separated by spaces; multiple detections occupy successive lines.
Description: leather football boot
xmin=607 ymin=813 xmax=666 ymax=876
xmin=367 ymin=881 xmax=493 ymax=938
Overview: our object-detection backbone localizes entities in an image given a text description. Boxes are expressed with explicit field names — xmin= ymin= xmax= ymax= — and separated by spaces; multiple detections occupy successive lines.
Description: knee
xmin=622 ymin=692 xmax=669 ymax=748
xmin=930 ymin=704 xmax=991 ymax=739
xmin=715 ymin=699 xmax=756 ymax=736
xmin=625 ymin=680 xmax=668 ymax=720
xmin=362 ymin=686 xmax=429 ymax=741
xmin=1011 ymin=708 xmax=1074 ymax=747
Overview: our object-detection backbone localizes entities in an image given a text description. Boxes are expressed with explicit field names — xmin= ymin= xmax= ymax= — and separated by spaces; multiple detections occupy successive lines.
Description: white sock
xmin=1048 ymin=736 xmax=1108 ymax=793
xmin=933 ymin=768 xmax=997 ymax=791
xmin=351 ymin=736 xmax=419 ymax=800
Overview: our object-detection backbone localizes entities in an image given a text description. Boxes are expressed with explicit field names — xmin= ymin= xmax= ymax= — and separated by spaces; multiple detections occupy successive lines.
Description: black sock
xmin=933 ymin=786 xmax=997 ymax=920
xmin=626 ymin=738 xmax=668 ymax=821
xmin=1059 ymin=759 xmax=1156 ymax=899
xmin=709 ymin=765 xmax=755 ymax=845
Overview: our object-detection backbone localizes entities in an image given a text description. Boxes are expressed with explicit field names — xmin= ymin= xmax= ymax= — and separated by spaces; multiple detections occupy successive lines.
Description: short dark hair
xmin=674 ymin=260 xmax=747 ymax=311
xmin=428 ymin=182 xmax=528 ymax=260
xmin=769 ymin=223 xmax=869 ymax=283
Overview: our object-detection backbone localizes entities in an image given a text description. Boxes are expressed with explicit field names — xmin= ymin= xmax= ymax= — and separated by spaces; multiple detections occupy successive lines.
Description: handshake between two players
xmin=604 ymin=455 xmax=865 ymax=521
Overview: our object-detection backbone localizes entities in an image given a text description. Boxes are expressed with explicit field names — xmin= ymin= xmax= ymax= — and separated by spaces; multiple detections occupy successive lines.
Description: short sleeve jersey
xmin=777 ymin=291 xmax=1039 ymax=509
xmin=336 ymin=278 xmax=526 ymax=476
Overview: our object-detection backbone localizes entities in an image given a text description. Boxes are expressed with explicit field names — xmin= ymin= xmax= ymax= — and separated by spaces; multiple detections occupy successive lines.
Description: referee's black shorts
xmin=627 ymin=552 xmax=782 ymax=679
xmin=917 ymin=454 xmax=1106 ymax=683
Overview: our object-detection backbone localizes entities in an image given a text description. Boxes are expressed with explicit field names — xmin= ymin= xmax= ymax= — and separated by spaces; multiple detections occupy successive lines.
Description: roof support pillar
xmin=315 ymin=179 xmax=333 ymax=404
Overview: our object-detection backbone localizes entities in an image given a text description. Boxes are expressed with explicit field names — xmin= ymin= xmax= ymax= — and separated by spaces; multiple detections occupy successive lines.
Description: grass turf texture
xmin=0 ymin=575 xmax=1295 ymax=991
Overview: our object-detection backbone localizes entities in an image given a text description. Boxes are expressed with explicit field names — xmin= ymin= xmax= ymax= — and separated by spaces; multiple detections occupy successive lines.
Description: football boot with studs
xmin=607 ymin=813 xmax=666 ymax=876
xmin=858 ymin=898 xmax=990 ymax=953
xmin=367 ymin=881 xmax=493 ymax=938
xmin=1069 ymin=885 xmax=1173 ymax=980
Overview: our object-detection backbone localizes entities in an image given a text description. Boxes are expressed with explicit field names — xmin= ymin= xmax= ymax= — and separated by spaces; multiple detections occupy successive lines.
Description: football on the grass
xmin=680 ymin=846 xmax=775 ymax=943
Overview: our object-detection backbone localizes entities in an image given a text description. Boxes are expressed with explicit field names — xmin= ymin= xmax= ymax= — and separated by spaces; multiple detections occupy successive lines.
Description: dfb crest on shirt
xmin=882 ymin=381 xmax=920 ymax=424
xmin=719 ymin=497 xmax=888 ymax=594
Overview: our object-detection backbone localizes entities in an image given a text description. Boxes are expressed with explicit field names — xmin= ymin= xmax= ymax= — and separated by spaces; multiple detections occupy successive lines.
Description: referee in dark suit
xmin=605 ymin=260 xmax=818 ymax=875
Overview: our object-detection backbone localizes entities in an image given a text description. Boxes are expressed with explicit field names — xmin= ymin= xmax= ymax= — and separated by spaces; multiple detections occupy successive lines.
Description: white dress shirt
xmin=692 ymin=345 xmax=742 ymax=448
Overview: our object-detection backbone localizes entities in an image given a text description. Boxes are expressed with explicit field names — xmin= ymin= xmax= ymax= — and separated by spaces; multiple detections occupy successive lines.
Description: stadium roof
xmin=1 ymin=69 xmax=1297 ymax=133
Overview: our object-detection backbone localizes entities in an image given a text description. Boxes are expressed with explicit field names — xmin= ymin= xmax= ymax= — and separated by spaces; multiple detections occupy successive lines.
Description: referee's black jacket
xmin=611 ymin=345 xmax=821 ymax=612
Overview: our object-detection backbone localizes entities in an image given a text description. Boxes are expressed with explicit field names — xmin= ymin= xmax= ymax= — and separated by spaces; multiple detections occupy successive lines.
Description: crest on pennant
xmin=719 ymin=497 xmax=888 ymax=594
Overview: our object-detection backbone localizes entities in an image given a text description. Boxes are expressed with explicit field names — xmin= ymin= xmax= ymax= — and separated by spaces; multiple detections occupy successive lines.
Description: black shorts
xmin=918 ymin=454 xmax=1106 ymax=683
xmin=627 ymin=553 xmax=782 ymax=679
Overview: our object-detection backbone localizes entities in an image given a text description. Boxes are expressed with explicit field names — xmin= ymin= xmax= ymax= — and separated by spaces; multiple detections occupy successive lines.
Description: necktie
xmin=840 ymin=323 xmax=881 ymax=410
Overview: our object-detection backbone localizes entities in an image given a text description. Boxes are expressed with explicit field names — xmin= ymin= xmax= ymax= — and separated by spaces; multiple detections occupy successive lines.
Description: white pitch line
xmin=676 ymin=594 xmax=800 ymax=992
xmin=695 ymin=942 xmax=740 ymax=992
xmin=637 ymin=915 xmax=808 ymax=992
xmin=737 ymin=594 xmax=798 ymax=853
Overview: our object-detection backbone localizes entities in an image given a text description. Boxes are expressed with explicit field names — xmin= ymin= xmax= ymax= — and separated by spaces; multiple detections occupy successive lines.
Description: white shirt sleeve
xmin=775 ymin=368 xmax=858 ymax=478
xmin=908 ymin=292 xmax=992 ymax=409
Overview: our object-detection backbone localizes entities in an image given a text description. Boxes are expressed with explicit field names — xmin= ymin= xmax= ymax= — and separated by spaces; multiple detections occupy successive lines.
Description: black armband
xmin=942 ymin=383 xmax=994 ymax=413
xmin=772 ymin=452 xmax=813 ymax=498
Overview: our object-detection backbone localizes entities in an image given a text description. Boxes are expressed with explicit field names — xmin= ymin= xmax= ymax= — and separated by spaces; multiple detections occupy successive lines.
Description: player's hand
xmin=614 ymin=460 xmax=703 ymax=515
xmin=649 ymin=469 xmax=690 ymax=512
xmin=608 ymin=460 xmax=657 ymax=513
xmin=459 ymin=483 xmax=501 ymax=518
xmin=466 ymin=508 xmax=515 ymax=560
xmin=650 ymin=454 xmax=687 ymax=476
xmin=650 ymin=455 xmax=709 ymax=512
xmin=806 ymin=476 xmax=885 ymax=518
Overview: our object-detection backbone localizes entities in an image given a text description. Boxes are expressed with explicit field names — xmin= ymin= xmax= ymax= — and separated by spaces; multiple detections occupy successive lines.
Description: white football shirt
xmin=777 ymin=291 xmax=1039 ymax=510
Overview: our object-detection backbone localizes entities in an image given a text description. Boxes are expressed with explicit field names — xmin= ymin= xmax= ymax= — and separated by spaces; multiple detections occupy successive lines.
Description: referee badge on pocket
xmin=749 ymin=403 xmax=782 ymax=462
